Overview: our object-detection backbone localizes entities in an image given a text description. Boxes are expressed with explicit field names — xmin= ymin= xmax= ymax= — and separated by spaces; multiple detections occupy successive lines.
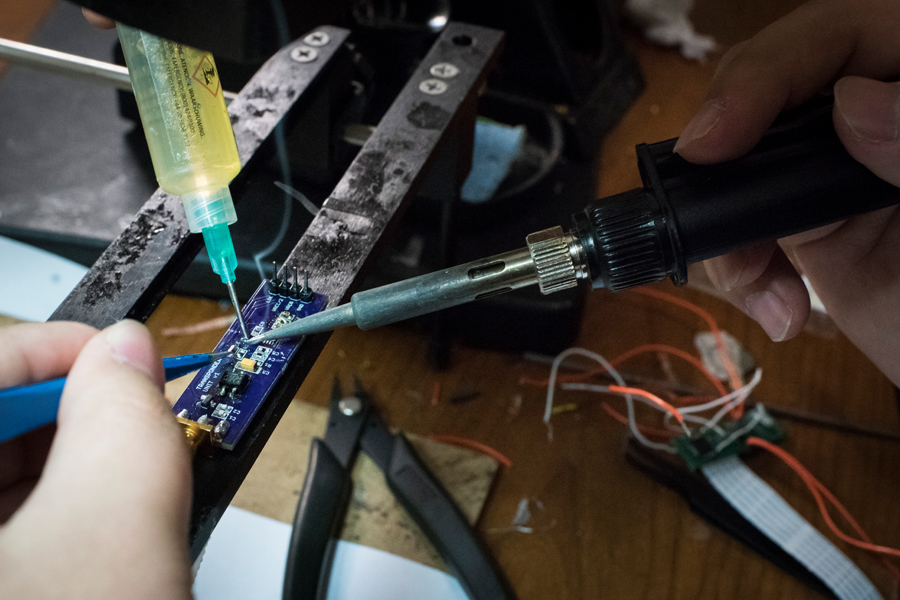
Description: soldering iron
xmin=249 ymin=97 xmax=899 ymax=345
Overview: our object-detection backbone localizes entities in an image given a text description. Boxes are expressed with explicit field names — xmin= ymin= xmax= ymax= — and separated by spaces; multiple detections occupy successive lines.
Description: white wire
xmin=662 ymin=411 xmax=679 ymax=432
xmin=713 ymin=408 xmax=764 ymax=452
xmin=658 ymin=368 xmax=762 ymax=433
xmin=681 ymin=413 xmax=726 ymax=435
xmin=677 ymin=368 xmax=762 ymax=417
xmin=702 ymin=368 xmax=763 ymax=430
xmin=544 ymin=348 xmax=675 ymax=452
xmin=662 ymin=411 xmax=690 ymax=433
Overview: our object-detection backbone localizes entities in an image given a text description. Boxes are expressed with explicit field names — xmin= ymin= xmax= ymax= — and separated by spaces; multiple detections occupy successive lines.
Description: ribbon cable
xmin=701 ymin=456 xmax=882 ymax=600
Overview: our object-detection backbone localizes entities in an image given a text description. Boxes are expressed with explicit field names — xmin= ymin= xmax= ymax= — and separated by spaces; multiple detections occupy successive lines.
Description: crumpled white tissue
xmin=625 ymin=0 xmax=717 ymax=61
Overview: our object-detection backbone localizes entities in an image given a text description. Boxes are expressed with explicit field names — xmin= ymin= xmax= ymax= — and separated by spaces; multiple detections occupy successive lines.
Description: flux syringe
xmin=117 ymin=24 xmax=249 ymax=337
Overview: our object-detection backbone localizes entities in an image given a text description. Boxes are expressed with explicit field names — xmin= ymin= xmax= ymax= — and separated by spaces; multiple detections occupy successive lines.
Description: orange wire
xmin=430 ymin=379 xmax=441 ymax=406
xmin=607 ymin=385 xmax=686 ymax=425
xmin=610 ymin=344 xmax=728 ymax=396
xmin=429 ymin=434 xmax=513 ymax=468
xmin=599 ymin=402 xmax=676 ymax=439
xmin=748 ymin=437 xmax=900 ymax=580
xmin=550 ymin=344 xmax=725 ymax=393
xmin=633 ymin=288 xmax=745 ymax=417
xmin=520 ymin=343 xmax=728 ymax=398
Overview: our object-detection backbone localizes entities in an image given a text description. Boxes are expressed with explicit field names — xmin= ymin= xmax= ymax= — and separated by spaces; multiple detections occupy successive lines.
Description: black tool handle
xmin=574 ymin=96 xmax=900 ymax=290
xmin=283 ymin=438 xmax=353 ymax=600
xmin=385 ymin=434 xmax=515 ymax=600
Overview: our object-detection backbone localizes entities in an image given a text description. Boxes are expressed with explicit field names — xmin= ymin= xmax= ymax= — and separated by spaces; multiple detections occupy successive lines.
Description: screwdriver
xmin=0 ymin=351 xmax=230 ymax=443
xmin=248 ymin=97 xmax=900 ymax=345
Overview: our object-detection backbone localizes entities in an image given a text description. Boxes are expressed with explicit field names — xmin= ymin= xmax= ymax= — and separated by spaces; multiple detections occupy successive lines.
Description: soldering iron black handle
xmin=573 ymin=96 xmax=900 ymax=291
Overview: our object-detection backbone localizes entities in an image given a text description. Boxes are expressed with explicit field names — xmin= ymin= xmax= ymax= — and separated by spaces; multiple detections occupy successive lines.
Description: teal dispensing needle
xmin=202 ymin=222 xmax=249 ymax=339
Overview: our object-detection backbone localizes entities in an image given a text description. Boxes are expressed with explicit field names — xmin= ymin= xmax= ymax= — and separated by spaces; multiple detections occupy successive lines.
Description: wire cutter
xmin=0 ymin=351 xmax=230 ymax=443
xmin=283 ymin=378 xmax=514 ymax=600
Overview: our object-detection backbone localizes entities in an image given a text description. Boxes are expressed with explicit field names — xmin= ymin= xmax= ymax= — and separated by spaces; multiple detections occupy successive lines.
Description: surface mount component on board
xmin=218 ymin=369 xmax=249 ymax=399
xmin=238 ymin=358 xmax=258 ymax=372
xmin=272 ymin=311 xmax=295 ymax=329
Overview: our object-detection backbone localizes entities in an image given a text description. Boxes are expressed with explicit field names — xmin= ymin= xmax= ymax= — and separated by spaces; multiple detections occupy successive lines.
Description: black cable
xmin=489 ymin=92 xmax=565 ymax=201
xmin=252 ymin=0 xmax=294 ymax=281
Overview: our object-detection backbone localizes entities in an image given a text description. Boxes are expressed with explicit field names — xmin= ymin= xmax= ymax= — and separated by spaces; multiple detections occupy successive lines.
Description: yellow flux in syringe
xmin=117 ymin=24 xmax=247 ymax=335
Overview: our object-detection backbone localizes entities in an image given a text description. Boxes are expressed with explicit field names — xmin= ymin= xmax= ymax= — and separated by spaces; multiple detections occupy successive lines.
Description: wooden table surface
xmin=9 ymin=0 xmax=900 ymax=598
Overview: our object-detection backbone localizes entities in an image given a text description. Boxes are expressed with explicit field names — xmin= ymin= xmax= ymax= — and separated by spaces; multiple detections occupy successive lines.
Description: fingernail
xmin=105 ymin=320 xmax=161 ymax=386
xmin=674 ymin=99 xmax=725 ymax=153
xmin=706 ymin=259 xmax=740 ymax=292
xmin=745 ymin=291 xmax=792 ymax=342
xmin=834 ymin=77 xmax=900 ymax=142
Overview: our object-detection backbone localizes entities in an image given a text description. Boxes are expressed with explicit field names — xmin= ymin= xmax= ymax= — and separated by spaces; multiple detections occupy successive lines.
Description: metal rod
xmin=0 ymin=37 xmax=237 ymax=103
xmin=225 ymin=281 xmax=249 ymax=339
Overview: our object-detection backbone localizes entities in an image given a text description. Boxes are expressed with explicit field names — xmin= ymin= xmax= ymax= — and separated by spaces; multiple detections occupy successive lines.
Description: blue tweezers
xmin=0 ymin=351 xmax=229 ymax=443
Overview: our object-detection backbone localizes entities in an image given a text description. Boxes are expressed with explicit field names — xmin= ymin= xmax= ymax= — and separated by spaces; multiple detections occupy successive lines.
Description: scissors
xmin=0 ymin=351 xmax=230 ymax=443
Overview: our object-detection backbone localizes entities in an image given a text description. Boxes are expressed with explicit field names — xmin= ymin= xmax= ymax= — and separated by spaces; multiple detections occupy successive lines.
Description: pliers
xmin=283 ymin=378 xmax=514 ymax=600
xmin=0 ymin=351 xmax=230 ymax=443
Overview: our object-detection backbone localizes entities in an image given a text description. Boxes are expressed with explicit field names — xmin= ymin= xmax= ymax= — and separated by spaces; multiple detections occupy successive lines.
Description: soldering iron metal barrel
xmin=249 ymin=226 xmax=586 ymax=342
xmin=350 ymin=247 xmax=539 ymax=330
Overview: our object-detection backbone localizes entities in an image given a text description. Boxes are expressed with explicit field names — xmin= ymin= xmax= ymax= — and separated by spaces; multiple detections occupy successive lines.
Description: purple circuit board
xmin=172 ymin=279 xmax=326 ymax=450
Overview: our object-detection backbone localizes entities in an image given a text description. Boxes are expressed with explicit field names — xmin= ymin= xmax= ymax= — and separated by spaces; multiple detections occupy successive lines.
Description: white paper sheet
xmin=193 ymin=505 xmax=468 ymax=600
xmin=0 ymin=236 xmax=87 ymax=321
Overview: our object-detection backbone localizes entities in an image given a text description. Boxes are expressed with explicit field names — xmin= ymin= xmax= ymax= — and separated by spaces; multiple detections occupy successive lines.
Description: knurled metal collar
xmin=526 ymin=226 xmax=579 ymax=294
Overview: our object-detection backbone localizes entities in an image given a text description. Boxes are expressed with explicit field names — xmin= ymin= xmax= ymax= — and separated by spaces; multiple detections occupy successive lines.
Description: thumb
xmin=1 ymin=320 xmax=192 ymax=597
xmin=833 ymin=76 xmax=900 ymax=187
xmin=48 ymin=319 xmax=190 ymax=518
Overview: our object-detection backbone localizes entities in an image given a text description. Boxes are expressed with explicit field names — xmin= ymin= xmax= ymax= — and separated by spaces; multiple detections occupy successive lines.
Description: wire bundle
xmin=540 ymin=288 xmax=758 ymax=449
xmin=537 ymin=287 xmax=900 ymax=581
